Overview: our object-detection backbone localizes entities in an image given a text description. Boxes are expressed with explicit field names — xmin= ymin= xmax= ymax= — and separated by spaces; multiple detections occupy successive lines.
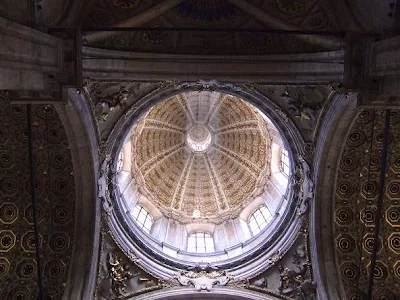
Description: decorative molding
xmin=175 ymin=269 xmax=233 ymax=291
xmin=98 ymin=156 xmax=113 ymax=216
xmin=82 ymin=47 xmax=345 ymax=84
xmin=294 ymin=156 xmax=314 ymax=217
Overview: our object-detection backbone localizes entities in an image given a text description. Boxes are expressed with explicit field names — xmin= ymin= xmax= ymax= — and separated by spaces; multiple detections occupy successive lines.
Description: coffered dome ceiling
xmin=130 ymin=91 xmax=271 ymax=220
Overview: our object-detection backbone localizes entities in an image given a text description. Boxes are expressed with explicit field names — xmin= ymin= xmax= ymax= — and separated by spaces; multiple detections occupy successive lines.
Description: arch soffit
xmin=310 ymin=92 xmax=359 ymax=299
xmin=55 ymin=89 xmax=101 ymax=300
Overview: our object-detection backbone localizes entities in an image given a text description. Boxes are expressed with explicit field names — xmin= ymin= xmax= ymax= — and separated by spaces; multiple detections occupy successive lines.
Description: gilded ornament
xmin=113 ymin=0 xmax=141 ymax=9
xmin=108 ymin=253 xmax=134 ymax=295
xmin=174 ymin=269 xmax=232 ymax=291
xmin=276 ymin=0 xmax=310 ymax=14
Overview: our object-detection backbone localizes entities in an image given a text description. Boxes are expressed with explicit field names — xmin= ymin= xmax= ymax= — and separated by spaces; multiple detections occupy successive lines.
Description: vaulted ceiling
xmin=333 ymin=109 xmax=400 ymax=300
xmin=0 ymin=104 xmax=75 ymax=299
xmin=130 ymin=91 xmax=271 ymax=220
xmin=83 ymin=0 xmax=334 ymax=54
xmin=0 ymin=1 xmax=399 ymax=299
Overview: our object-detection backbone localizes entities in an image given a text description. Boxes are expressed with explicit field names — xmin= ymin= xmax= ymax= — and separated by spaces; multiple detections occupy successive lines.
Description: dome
xmin=129 ymin=91 xmax=271 ymax=223
xmin=111 ymin=88 xmax=295 ymax=269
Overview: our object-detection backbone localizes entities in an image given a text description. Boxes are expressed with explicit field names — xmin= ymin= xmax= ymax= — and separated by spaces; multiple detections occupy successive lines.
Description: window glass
xmin=248 ymin=206 xmax=273 ymax=236
xmin=187 ymin=232 xmax=215 ymax=253
xmin=281 ymin=149 xmax=290 ymax=176
xmin=131 ymin=205 xmax=153 ymax=234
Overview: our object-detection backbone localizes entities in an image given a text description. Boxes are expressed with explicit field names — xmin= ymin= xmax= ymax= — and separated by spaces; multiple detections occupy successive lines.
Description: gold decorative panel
xmin=0 ymin=104 xmax=75 ymax=299
xmin=333 ymin=109 xmax=400 ymax=299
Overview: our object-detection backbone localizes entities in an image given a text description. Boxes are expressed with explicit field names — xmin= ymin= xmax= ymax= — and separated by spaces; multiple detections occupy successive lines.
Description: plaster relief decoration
xmin=253 ymin=84 xmax=333 ymax=146
xmin=96 ymin=87 xmax=130 ymax=121
xmin=276 ymin=0 xmax=310 ymax=14
xmin=277 ymin=262 xmax=316 ymax=299
xmin=93 ymin=85 xmax=131 ymax=123
xmin=85 ymin=81 xmax=161 ymax=140
xmin=96 ymin=232 xmax=161 ymax=300
xmin=293 ymin=156 xmax=314 ymax=216
xmin=98 ymin=156 xmax=113 ymax=215
xmin=246 ymin=235 xmax=316 ymax=300
xmin=175 ymin=268 xmax=232 ymax=291
xmin=175 ymin=0 xmax=237 ymax=22
xmin=113 ymin=0 xmax=141 ymax=9
xmin=108 ymin=253 xmax=134 ymax=295
xmin=281 ymin=90 xmax=321 ymax=121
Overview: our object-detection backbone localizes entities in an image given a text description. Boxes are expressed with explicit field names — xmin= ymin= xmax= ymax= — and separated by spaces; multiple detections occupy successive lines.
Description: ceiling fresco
xmin=83 ymin=0 xmax=334 ymax=54
xmin=0 ymin=103 xmax=75 ymax=299
xmin=130 ymin=91 xmax=271 ymax=220
xmin=333 ymin=109 xmax=400 ymax=300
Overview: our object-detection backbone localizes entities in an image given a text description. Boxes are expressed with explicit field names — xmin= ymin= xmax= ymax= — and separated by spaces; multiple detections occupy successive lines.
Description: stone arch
xmin=132 ymin=287 xmax=283 ymax=300
xmin=55 ymin=89 xmax=100 ymax=300
xmin=310 ymin=92 xmax=358 ymax=299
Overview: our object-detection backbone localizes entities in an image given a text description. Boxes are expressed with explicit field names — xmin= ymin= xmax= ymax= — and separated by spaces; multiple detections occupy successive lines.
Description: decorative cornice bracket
xmin=174 ymin=270 xmax=233 ymax=291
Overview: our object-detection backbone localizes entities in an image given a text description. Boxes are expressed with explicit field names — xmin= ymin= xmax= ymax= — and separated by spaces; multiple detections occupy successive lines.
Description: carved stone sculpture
xmin=175 ymin=270 xmax=232 ymax=291
xmin=295 ymin=157 xmax=314 ymax=216
xmin=276 ymin=263 xmax=316 ymax=300
xmin=108 ymin=253 xmax=133 ymax=295
xmin=253 ymin=276 xmax=268 ymax=288
xmin=281 ymin=91 xmax=322 ymax=121
xmin=98 ymin=156 xmax=113 ymax=214
xmin=100 ymin=87 xmax=130 ymax=111
xmin=95 ymin=86 xmax=130 ymax=122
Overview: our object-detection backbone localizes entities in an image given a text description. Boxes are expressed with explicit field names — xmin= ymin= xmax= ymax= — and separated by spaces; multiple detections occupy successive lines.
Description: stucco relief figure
xmin=98 ymin=156 xmax=113 ymax=214
xmin=108 ymin=253 xmax=134 ymax=295
xmin=95 ymin=86 xmax=130 ymax=123
xmin=293 ymin=244 xmax=306 ymax=264
xmin=296 ymin=279 xmax=317 ymax=300
xmin=277 ymin=263 xmax=316 ymax=300
xmin=281 ymin=91 xmax=322 ymax=121
xmin=295 ymin=156 xmax=314 ymax=216
xmin=253 ymin=276 xmax=268 ymax=288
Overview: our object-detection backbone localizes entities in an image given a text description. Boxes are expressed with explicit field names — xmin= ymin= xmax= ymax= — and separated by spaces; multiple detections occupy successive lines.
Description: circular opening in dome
xmin=186 ymin=123 xmax=213 ymax=152
xmin=113 ymin=90 xmax=294 ymax=266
